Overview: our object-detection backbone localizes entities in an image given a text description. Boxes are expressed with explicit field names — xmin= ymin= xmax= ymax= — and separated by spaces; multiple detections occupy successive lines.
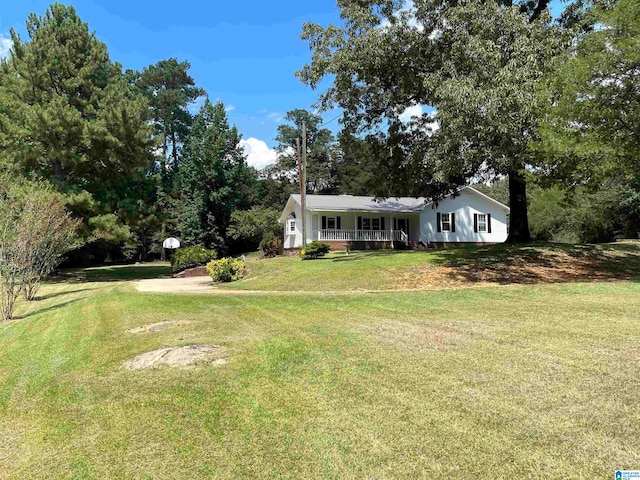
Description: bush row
xmin=206 ymin=257 xmax=245 ymax=282
xmin=171 ymin=246 xmax=217 ymax=273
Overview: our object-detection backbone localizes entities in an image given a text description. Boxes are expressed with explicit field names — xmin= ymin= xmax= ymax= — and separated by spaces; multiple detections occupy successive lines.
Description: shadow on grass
xmin=35 ymin=288 xmax=91 ymax=301
xmin=424 ymin=242 xmax=640 ymax=285
xmin=52 ymin=264 xmax=173 ymax=284
xmin=18 ymin=298 xmax=84 ymax=319
xmin=331 ymin=255 xmax=365 ymax=263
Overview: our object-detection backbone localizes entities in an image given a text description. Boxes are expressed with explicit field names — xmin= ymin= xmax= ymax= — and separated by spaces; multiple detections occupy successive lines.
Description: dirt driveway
xmin=136 ymin=276 xmax=217 ymax=294
xmin=135 ymin=276 xmax=375 ymax=295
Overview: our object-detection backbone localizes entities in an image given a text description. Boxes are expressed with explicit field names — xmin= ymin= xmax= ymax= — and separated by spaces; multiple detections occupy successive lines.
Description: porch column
xmin=390 ymin=214 xmax=394 ymax=249
xmin=354 ymin=213 xmax=357 ymax=241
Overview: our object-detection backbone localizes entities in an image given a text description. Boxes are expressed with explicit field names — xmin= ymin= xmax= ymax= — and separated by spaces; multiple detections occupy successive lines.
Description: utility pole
xmin=301 ymin=121 xmax=308 ymax=248
xmin=296 ymin=136 xmax=306 ymax=249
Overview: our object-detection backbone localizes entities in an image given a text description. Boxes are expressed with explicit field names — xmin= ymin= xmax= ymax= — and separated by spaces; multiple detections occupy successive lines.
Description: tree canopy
xmin=298 ymin=0 xmax=566 ymax=242
xmin=173 ymin=99 xmax=255 ymax=252
xmin=0 ymin=3 xmax=152 ymax=242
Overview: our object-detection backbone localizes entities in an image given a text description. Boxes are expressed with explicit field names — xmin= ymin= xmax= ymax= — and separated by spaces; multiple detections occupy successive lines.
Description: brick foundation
xmin=284 ymin=240 xmax=499 ymax=253
xmin=428 ymin=242 xmax=498 ymax=248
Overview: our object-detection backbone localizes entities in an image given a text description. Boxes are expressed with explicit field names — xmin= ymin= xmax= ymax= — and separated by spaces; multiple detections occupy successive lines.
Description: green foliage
xmin=128 ymin=58 xmax=205 ymax=167
xmin=259 ymin=233 xmax=279 ymax=258
xmin=0 ymin=3 xmax=153 ymax=245
xmin=206 ymin=257 xmax=245 ymax=282
xmin=527 ymin=186 xmax=570 ymax=241
xmin=0 ymin=175 xmax=78 ymax=318
xmin=228 ymin=207 xmax=281 ymax=251
xmin=266 ymin=109 xmax=337 ymax=194
xmin=526 ymin=181 xmax=635 ymax=243
xmin=171 ymin=246 xmax=217 ymax=273
xmin=472 ymin=180 xmax=510 ymax=208
xmin=535 ymin=0 xmax=640 ymax=236
xmin=536 ymin=0 xmax=639 ymax=184
xmin=173 ymin=99 xmax=256 ymax=252
xmin=298 ymin=0 xmax=566 ymax=242
xmin=300 ymin=241 xmax=330 ymax=260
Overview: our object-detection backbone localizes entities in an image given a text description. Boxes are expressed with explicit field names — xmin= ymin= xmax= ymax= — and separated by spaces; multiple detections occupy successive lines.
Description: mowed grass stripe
xmin=0 ymin=263 xmax=639 ymax=478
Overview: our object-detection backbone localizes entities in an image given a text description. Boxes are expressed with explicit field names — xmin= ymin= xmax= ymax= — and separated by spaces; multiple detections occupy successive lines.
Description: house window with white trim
xmin=287 ymin=219 xmax=296 ymax=234
xmin=327 ymin=217 xmax=336 ymax=229
xmin=478 ymin=214 xmax=487 ymax=233
xmin=362 ymin=218 xmax=371 ymax=230
xmin=440 ymin=213 xmax=451 ymax=232
xmin=371 ymin=218 xmax=381 ymax=230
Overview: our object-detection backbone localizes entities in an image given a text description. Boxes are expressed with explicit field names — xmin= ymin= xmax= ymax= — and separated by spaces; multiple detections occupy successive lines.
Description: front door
xmin=397 ymin=218 xmax=409 ymax=238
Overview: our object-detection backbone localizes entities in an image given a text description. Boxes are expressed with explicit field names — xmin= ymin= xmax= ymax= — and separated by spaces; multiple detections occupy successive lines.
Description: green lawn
xmin=223 ymin=242 xmax=640 ymax=291
xmin=1 ymin=246 xmax=640 ymax=479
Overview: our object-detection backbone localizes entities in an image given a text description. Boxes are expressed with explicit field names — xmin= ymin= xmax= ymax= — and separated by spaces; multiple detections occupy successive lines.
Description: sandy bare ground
xmin=136 ymin=276 xmax=217 ymax=294
xmin=134 ymin=275 xmax=518 ymax=295
xmin=135 ymin=276 xmax=384 ymax=295
xmin=135 ymin=276 xmax=318 ymax=295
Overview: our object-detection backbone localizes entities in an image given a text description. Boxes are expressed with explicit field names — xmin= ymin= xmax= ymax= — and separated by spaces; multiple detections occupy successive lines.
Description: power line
xmin=320 ymin=113 xmax=341 ymax=128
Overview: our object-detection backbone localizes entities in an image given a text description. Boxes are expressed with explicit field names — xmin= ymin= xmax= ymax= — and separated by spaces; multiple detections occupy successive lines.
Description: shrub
xmin=206 ymin=257 xmax=245 ymax=282
xmin=171 ymin=246 xmax=217 ymax=273
xmin=260 ymin=232 xmax=279 ymax=258
xmin=300 ymin=241 xmax=331 ymax=260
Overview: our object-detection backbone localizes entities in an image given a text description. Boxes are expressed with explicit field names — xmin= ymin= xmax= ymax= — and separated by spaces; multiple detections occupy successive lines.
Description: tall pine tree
xmin=0 ymin=3 xmax=152 ymax=241
xmin=173 ymin=99 xmax=254 ymax=252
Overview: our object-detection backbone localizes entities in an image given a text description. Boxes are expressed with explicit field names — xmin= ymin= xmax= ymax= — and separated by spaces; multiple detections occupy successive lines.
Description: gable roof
xmin=425 ymin=186 xmax=511 ymax=212
xmin=279 ymin=187 xmax=509 ymax=222
xmin=297 ymin=194 xmax=426 ymax=213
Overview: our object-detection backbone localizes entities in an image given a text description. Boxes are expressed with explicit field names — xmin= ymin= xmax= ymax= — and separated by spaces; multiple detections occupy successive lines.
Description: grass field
xmin=1 ymin=244 xmax=639 ymax=479
xmin=223 ymin=242 xmax=640 ymax=291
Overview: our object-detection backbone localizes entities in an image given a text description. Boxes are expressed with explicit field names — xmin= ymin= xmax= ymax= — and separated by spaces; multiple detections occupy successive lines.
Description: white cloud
xmin=380 ymin=1 xmax=424 ymax=32
xmin=267 ymin=112 xmax=283 ymax=123
xmin=239 ymin=137 xmax=278 ymax=170
xmin=398 ymin=104 xmax=424 ymax=123
xmin=225 ymin=104 xmax=236 ymax=112
xmin=0 ymin=34 xmax=12 ymax=59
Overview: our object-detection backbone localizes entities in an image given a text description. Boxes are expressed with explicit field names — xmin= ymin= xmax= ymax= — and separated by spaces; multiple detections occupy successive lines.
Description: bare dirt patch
xmin=136 ymin=276 xmax=214 ymax=294
xmin=358 ymin=321 xmax=474 ymax=352
xmin=124 ymin=345 xmax=228 ymax=370
xmin=128 ymin=320 xmax=191 ymax=334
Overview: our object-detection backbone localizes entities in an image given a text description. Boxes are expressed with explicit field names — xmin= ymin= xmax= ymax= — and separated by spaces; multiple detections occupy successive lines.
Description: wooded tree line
xmin=299 ymin=0 xmax=639 ymax=242
xmin=0 ymin=0 xmax=637 ymax=275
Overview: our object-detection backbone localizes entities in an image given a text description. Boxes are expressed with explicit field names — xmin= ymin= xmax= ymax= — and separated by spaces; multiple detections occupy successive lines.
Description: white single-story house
xmin=278 ymin=186 xmax=510 ymax=250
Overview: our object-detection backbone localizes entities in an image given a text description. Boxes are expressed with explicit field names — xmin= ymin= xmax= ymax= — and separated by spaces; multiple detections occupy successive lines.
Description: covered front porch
xmin=310 ymin=211 xmax=420 ymax=248
xmin=318 ymin=229 xmax=407 ymax=243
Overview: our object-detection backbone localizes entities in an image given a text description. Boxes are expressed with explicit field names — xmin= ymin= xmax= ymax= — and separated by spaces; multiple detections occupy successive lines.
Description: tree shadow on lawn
xmin=16 ymin=298 xmax=84 ymax=320
xmin=36 ymin=288 xmax=91 ymax=301
xmin=422 ymin=242 xmax=640 ymax=285
xmin=51 ymin=264 xmax=173 ymax=284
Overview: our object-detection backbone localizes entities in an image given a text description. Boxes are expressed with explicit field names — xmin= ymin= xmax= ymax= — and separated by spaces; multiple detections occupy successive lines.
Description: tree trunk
xmin=171 ymin=130 xmax=179 ymax=166
xmin=160 ymin=222 xmax=166 ymax=261
xmin=1 ymin=281 xmax=19 ymax=321
xmin=506 ymin=169 xmax=531 ymax=243
xmin=23 ymin=279 xmax=40 ymax=302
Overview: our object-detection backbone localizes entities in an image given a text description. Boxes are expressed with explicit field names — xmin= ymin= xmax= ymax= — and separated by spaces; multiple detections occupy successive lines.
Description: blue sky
xmin=0 ymin=1 xmax=342 ymax=169
xmin=1 ymin=1 xmax=564 ymax=170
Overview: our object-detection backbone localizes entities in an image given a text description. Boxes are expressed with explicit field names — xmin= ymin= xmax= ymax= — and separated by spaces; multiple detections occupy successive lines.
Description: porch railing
xmin=318 ymin=229 xmax=408 ymax=243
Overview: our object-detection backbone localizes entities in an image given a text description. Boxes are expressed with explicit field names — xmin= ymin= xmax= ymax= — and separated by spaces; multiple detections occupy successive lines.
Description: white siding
xmin=283 ymin=203 xmax=303 ymax=249
xmin=419 ymin=190 xmax=508 ymax=244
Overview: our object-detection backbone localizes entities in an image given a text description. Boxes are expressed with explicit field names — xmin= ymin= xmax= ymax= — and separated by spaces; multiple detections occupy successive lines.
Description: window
xmin=359 ymin=216 xmax=384 ymax=231
xmin=287 ymin=219 xmax=296 ymax=234
xmin=478 ymin=214 xmax=487 ymax=233
xmin=441 ymin=213 xmax=451 ymax=232
xmin=327 ymin=217 xmax=336 ymax=229
xmin=474 ymin=213 xmax=492 ymax=234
